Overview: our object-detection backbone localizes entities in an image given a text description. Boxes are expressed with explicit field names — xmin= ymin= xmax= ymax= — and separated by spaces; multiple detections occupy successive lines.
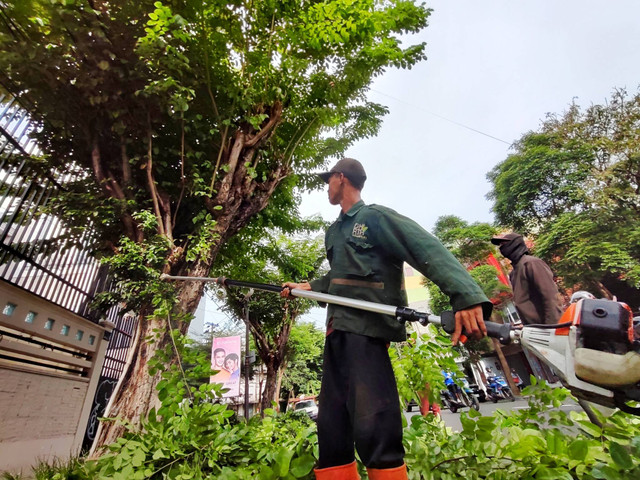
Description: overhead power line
xmin=371 ymin=88 xmax=512 ymax=145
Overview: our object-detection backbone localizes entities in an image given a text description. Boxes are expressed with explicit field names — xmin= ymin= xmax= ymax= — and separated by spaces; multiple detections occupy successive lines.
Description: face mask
xmin=499 ymin=238 xmax=528 ymax=262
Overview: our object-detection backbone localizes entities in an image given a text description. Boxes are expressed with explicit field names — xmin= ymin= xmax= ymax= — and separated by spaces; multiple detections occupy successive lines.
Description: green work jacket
xmin=309 ymin=201 xmax=491 ymax=342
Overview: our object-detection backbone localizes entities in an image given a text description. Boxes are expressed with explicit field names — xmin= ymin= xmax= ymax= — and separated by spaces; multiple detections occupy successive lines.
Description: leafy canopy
xmin=487 ymin=88 xmax=640 ymax=306
xmin=0 ymin=0 xmax=431 ymax=254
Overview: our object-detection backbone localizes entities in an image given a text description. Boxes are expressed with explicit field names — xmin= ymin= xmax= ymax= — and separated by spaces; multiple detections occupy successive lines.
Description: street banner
xmin=486 ymin=253 xmax=510 ymax=287
xmin=211 ymin=335 xmax=241 ymax=397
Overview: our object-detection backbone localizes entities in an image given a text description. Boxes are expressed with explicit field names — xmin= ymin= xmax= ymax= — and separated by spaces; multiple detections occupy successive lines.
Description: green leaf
xmin=152 ymin=448 xmax=166 ymax=460
xmin=577 ymin=420 xmax=602 ymax=437
xmin=274 ymin=447 xmax=294 ymax=477
xmin=131 ymin=448 xmax=146 ymax=467
xmin=290 ymin=454 xmax=315 ymax=478
xmin=259 ymin=465 xmax=276 ymax=480
xmin=535 ymin=466 xmax=573 ymax=480
xmin=609 ymin=441 xmax=633 ymax=469
xmin=591 ymin=464 xmax=623 ymax=480
xmin=567 ymin=439 xmax=589 ymax=461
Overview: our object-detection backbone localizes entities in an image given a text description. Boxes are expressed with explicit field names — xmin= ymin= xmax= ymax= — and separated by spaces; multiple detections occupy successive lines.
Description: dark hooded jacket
xmin=499 ymin=235 xmax=563 ymax=325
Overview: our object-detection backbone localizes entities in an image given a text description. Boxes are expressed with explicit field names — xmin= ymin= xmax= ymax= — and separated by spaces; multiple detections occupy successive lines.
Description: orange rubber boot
xmin=314 ymin=460 xmax=360 ymax=480
xmin=366 ymin=463 xmax=408 ymax=480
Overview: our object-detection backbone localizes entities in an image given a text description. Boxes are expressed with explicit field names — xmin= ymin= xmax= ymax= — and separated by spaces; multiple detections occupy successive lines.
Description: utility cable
xmin=371 ymin=88 xmax=512 ymax=145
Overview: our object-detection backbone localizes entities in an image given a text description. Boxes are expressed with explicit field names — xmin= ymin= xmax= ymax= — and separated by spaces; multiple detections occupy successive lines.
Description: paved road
xmin=405 ymin=396 xmax=583 ymax=431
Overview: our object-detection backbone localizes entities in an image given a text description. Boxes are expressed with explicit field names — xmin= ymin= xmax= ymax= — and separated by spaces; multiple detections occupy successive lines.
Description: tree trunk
xmin=261 ymin=362 xmax=279 ymax=412
xmin=275 ymin=362 xmax=285 ymax=411
xmin=91 ymin=317 xmax=178 ymax=455
xmin=91 ymin=261 xmax=210 ymax=454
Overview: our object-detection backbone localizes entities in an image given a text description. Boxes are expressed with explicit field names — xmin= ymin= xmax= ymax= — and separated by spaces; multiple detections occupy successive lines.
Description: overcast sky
xmin=299 ymin=0 xmax=640 ymax=232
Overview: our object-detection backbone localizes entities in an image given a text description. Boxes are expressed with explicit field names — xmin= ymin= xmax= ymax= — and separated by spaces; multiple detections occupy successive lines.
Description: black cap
xmin=490 ymin=232 xmax=522 ymax=245
xmin=318 ymin=158 xmax=367 ymax=190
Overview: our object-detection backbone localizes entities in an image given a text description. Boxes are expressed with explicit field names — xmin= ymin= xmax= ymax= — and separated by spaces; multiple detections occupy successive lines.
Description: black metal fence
xmin=0 ymin=93 xmax=138 ymax=450
xmin=0 ymin=94 xmax=118 ymax=320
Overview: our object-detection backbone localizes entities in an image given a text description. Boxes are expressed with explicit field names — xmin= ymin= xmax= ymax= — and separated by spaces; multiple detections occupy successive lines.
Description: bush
xmin=5 ymin=329 xmax=640 ymax=479
xmin=403 ymin=379 xmax=640 ymax=479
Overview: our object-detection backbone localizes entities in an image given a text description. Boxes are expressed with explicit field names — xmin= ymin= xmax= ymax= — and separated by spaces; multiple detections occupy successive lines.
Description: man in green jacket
xmin=283 ymin=158 xmax=491 ymax=480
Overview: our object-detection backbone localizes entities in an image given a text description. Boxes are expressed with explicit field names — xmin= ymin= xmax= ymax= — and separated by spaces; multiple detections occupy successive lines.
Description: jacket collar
xmin=339 ymin=200 xmax=365 ymax=220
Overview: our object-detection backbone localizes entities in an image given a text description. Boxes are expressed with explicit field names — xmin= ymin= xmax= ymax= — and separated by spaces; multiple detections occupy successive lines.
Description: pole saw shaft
xmin=162 ymin=274 xmax=410 ymax=318
xmin=159 ymin=274 xmax=511 ymax=342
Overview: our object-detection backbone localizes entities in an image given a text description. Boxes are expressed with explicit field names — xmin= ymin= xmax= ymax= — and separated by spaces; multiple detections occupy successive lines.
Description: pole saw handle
xmin=439 ymin=311 xmax=512 ymax=345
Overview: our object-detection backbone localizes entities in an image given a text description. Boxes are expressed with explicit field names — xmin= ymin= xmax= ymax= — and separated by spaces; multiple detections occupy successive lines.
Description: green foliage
xmin=433 ymin=216 xmax=499 ymax=266
xmin=391 ymin=325 xmax=464 ymax=409
xmin=88 ymin=329 xmax=318 ymax=480
xmin=487 ymin=88 xmax=640 ymax=306
xmin=426 ymin=215 xmax=508 ymax=314
xmin=487 ymin=131 xmax=594 ymax=234
xmin=85 ymin=406 xmax=317 ymax=480
xmin=94 ymin=228 xmax=175 ymax=314
xmin=403 ymin=379 xmax=640 ymax=479
xmin=7 ymin=357 xmax=640 ymax=480
xmin=280 ymin=322 xmax=325 ymax=400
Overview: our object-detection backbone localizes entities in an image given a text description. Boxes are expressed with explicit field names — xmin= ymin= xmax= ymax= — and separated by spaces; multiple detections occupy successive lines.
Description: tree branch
xmin=90 ymin=138 xmax=137 ymax=239
xmin=120 ymin=137 xmax=133 ymax=195
xmin=285 ymin=116 xmax=318 ymax=167
xmin=201 ymin=21 xmax=220 ymax=119
xmin=146 ymin=127 xmax=165 ymax=236
xmin=209 ymin=124 xmax=229 ymax=194
xmin=215 ymin=131 xmax=245 ymax=206
xmin=245 ymin=101 xmax=283 ymax=148
xmin=172 ymin=117 xmax=186 ymax=230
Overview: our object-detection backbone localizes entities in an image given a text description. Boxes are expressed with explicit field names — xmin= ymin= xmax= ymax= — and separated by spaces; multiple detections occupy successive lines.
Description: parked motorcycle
xmin=468 ymin=382 xmax=487 ymax=402
xmin=440 ymin=381 xmax=480 ymax=413
xmin=485 ymin=374 xmax=515 ymax=403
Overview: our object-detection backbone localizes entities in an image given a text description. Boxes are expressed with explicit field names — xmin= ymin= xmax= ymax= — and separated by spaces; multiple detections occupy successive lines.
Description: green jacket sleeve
xmin=372 ymin=207 xmax=492 ymax=316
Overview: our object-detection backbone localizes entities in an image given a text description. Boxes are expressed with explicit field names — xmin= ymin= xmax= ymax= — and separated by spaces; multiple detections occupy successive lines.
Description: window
xmin=88 ymin=335 xmax=96 ymax=346
xmin=44 ymin=318 xmax=55 ymax=330
xmin=25 ymin=311 xmax=37 ymax=324
xmin=3 ymin=302 xmax=17 ymax=316
xmin=76 ymin=330 xmax=84 ymax=341
xmin=61 ymin=325 xmax=70 ymax=336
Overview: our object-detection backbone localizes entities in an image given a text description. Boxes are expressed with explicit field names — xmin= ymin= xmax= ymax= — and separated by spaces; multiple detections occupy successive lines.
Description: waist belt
xmin=330 ymin=278 xmax=385 ymax=289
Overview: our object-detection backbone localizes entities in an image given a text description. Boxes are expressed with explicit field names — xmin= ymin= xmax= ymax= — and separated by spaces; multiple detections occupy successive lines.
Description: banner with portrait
xmin=211 ymin=335 xmax=241 ymax=398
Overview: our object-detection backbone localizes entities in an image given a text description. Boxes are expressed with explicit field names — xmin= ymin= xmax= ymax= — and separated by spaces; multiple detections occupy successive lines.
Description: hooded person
xmin=491 ymin=233 xmax=563 ymax=325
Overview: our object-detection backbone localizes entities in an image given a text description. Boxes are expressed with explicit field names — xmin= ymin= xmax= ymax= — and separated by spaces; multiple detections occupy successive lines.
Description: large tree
xmin=0 ymin=0 xmax=432 ymax=445
xmin=487 ymin=88 xmax=640 ymax=308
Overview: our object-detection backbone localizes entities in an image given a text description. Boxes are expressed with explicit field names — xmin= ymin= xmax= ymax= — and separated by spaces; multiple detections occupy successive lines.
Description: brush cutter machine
xmin=161 ymin=275 xmax=640 ymax=416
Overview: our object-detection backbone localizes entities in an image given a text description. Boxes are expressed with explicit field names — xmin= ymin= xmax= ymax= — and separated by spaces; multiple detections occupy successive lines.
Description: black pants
xmin=317 ymin=330 xmax=404 ymax=469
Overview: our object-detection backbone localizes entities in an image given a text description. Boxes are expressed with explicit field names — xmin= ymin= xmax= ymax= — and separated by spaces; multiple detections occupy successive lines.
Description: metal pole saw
xmin=161 ymin=274 xmax=640 ymax=416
